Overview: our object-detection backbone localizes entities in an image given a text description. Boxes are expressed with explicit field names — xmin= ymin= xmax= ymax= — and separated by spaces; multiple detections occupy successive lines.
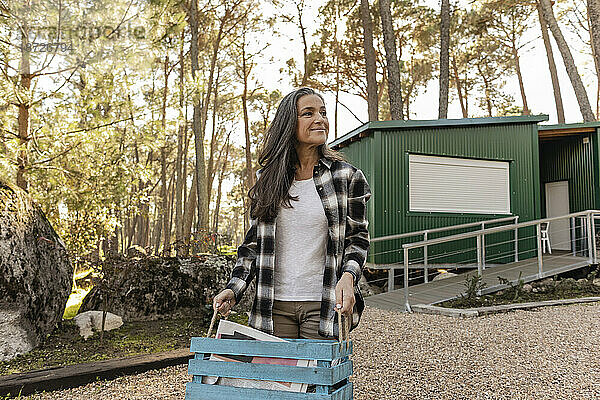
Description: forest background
xmin=2 ymin=0 xmax=600 ymax=264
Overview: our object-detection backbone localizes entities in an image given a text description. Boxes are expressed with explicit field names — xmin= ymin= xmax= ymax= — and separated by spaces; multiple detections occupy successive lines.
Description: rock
xmin=562 ymin=278 xmax=577 ymax=288
xmin=534 ymin=278 xmax=556 ymax=289
xmin=532 ymin=288 xmax=539 ymax=293
xmin=522 ymin=284 xmax=533 ymax=293
xmin=73 ymin=310 xmax=123 ymax=339
xmin=127 ymin=245 xmax=147 ymax=258
xmin=433 ymin=272 xmax=458 ymax=281
xmin=540 ymin=278 xmax=555 ymax=287
xmin=0 ymin=181 xmax=72 ymax=361
xmin=593 ymin=278 xmax=600 ymax=287
xmin=0 ymin=307 xmax=35 ymax=359
xmin=80 ymin=254 xmax=255 ymax=321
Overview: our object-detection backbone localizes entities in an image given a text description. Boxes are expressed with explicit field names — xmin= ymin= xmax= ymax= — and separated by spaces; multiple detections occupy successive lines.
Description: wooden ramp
xmin=365 ymin=252 xmax=591 ymax=311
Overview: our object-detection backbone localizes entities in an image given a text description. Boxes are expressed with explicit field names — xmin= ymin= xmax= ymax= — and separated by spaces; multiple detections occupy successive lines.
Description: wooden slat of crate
xmin=190 ymin=338 xmax=352 ymax=361
xmin=185 ymin=381 xmax=353 ymax=400
xmin=188 ymin=358 xmax=352 ymax=386
xmin=187 ymin=338 xmax=353 ymax=399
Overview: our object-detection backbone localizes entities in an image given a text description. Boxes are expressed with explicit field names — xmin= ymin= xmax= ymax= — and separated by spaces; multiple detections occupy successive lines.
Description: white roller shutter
xmin=409 ymin=154 xmax=510 ymax=214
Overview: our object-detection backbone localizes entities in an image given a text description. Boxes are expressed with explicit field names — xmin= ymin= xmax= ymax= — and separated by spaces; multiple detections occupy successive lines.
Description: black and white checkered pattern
xmin=226 ymin=157 xmax=371 ymax=338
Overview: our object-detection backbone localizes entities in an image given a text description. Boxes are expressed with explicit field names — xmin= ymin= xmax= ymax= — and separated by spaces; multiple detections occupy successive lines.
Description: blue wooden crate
xmin=185 ymin=337 xmax=353 ymax=400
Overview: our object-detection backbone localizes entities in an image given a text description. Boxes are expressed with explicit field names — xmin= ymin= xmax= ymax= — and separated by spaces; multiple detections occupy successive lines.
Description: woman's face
xmin=295 ymin=94 xmax=329 ymax=147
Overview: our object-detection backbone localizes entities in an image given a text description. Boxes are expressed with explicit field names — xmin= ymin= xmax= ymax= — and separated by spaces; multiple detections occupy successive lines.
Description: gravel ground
xmin=24 ymin=303 xmax=600 ymax=399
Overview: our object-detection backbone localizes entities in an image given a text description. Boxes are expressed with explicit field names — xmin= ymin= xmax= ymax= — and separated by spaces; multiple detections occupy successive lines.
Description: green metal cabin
xmin=330 ymin=116 xmax=553 ymax=267
xmin=538 ymin=122 xmax=600 ymax=214
xmin=538 ymin=122 xmax=600 ymax=253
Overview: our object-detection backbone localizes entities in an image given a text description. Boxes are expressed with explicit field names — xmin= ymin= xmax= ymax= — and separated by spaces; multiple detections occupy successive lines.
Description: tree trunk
xmin=335 ymin=75 xmax=340 ymax=138
xmin=175 ymin=125 xmax=185 ymax=252
xmin=159 ymin=148 xmax=169 ymax=254
xmin=135 ymin=180 xmax=149 ymax=248
xmin=17 ymin=16 xmax=31 ymax=191
xmin=233 ymin=207 xmax=240 ymax=245
xmin=334 ymin=2 xmax=340 ymax=138
xmin=477 ymin=64 xmax=493 ymax=116
xmin=175 ymin=32 xmax=185 ymax=254
xmin=141 ymin=81 xmax=156 ymax=251
xmin=242 ymin=178 xmax=248 ymax=234
xmin=127 ymin=209 xmax=136 ymax=250
xmin=152 ymin=192 xmax=161 ymax=254
xmin=164 ymin=168 xmax=175 ymax=255
xmin=379 ymin=0 xmax=404 ymax=120
xmin=452 ymin=56 xmax=468 ymax=117
xmin=241 ymin=35 xmax=254 ymax=231
xmin=188 ymin=0 xmax=210 ymax=234
xmin=360 ymin=0 xmax=379 ymax=121
xmin=438 ymin=0 xmax=450 ymax=119
xmin=295 ymin=1 xmax=309 ymax=85
xmin=183 ymin=169 xmax=197 ymax=255
xmin=512 ymin=44 xmax=530 ymax=115
xmin=464 ymin=69 xmax=469 ymax=116
xmin=159 ymin=55 xmax=170 ymax=255
xmin=201 ymin=15 xmax=224 ymax=146
xmin=537 ymin=2 xmax=565 ymax=124
xmin=539 ymin=0 xmax=595 ymax=122
xmin=588 ymin=0 xmax=600 ymax=118
xmin=183 ymin=118 xmax=190 ymax=210
xmin=213 ymin=134 xmax=231 ymax=233
xmin=207 ymin=68 xmax=220 ymax=207
xmin=210 ymin=128 xmax=230 ymax=231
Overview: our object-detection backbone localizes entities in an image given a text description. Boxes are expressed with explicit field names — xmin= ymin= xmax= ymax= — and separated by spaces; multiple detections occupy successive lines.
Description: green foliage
xmin=63 ymin=286 xmax=94 ymax=319
xmin=498 ymin=271 xmax=524 ymax=302
xmin=217 ymin=244 xmax=238 ymax=256
xmin=442 ymin=275 xmax=600 ymax=309
xmin=462 ymin=273 xmax=487 ymax=301
xmin=586 ymin=266 xmax=599 ymax=282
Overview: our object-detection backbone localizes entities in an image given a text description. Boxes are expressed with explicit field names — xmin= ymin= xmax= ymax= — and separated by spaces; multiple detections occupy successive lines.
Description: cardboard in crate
xmin=186 ymin=335 xmax=353 ymax=399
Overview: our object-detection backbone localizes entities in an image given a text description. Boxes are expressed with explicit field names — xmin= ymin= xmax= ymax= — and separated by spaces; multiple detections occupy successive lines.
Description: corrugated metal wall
xmin=595 ymin=129 xmax=600 ymax=210
xmin=539 ymin=135 xmax=596 ymax=214
xmin=539 ymin=135 xmax=597 ymax=254
xmin=338 ymin=134 xmax=376 ymax=234
xmin=340 ymin=121 xmax=541 ymax=266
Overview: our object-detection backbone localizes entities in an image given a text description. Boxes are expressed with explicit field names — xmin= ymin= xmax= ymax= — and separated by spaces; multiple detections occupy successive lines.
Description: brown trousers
xmin=272 ymin=300 xmax=332 ymax=340
xmin=272 ymin=301 xmax=346 ymax=393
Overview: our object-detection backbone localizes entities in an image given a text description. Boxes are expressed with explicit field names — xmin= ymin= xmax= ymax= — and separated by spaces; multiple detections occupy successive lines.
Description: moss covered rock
xmin=79 ymin=254 xmax=255 ymax=321
xmin=0 ymin=180 xmax=72 ymax=361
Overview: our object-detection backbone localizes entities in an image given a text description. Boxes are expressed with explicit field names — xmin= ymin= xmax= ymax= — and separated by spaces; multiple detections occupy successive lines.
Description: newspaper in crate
xmin=202 ymin=320 xmax=316 ymax=392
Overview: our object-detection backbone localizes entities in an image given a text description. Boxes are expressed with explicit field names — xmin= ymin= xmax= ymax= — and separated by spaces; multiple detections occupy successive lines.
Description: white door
xmin=545 ymin=181 xmax=571 ymax=251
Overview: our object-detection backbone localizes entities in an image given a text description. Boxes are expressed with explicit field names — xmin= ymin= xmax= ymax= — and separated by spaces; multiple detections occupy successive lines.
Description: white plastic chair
xmin=540 ymin=222 xmax=552 ymax=254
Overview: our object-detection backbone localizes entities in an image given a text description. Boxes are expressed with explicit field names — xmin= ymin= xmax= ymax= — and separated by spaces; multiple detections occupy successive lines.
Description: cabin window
xmin=409 ymin=154 xmax=510 ymax=214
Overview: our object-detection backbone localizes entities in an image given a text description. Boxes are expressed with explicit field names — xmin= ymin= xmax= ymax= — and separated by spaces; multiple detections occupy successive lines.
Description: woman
xmin=213 ymin=87 xmax=371 ymax=339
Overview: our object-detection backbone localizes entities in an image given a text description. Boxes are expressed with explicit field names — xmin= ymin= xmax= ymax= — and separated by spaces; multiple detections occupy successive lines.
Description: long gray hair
xmin=249 ymin=87 xmax=344 ymax=222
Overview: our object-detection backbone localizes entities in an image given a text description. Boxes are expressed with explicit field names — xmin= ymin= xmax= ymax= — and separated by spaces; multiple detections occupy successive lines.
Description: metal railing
xmin=369 ymin=216 xmax=519 ymax=290
xmin=397 ymin=210 xmax=600 ymax=312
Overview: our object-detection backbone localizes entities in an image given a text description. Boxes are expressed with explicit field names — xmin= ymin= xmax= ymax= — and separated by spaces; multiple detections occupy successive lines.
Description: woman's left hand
xmin=334 ymin=272 xmax=355 ymax=317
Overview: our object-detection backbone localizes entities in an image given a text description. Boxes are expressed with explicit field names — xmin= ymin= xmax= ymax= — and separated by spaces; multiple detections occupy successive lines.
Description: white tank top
xmin=273 ymin=177 xmax=328 ymax=301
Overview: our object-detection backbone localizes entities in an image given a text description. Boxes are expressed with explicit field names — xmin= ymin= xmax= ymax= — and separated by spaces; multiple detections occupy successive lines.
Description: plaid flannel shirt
xmin=225 ymin=157 xmax=372 ymax=338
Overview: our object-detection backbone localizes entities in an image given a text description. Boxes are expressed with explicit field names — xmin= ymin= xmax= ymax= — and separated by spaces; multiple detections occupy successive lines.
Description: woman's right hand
xmin=213 ymin=289 xmax=236 ymax=317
